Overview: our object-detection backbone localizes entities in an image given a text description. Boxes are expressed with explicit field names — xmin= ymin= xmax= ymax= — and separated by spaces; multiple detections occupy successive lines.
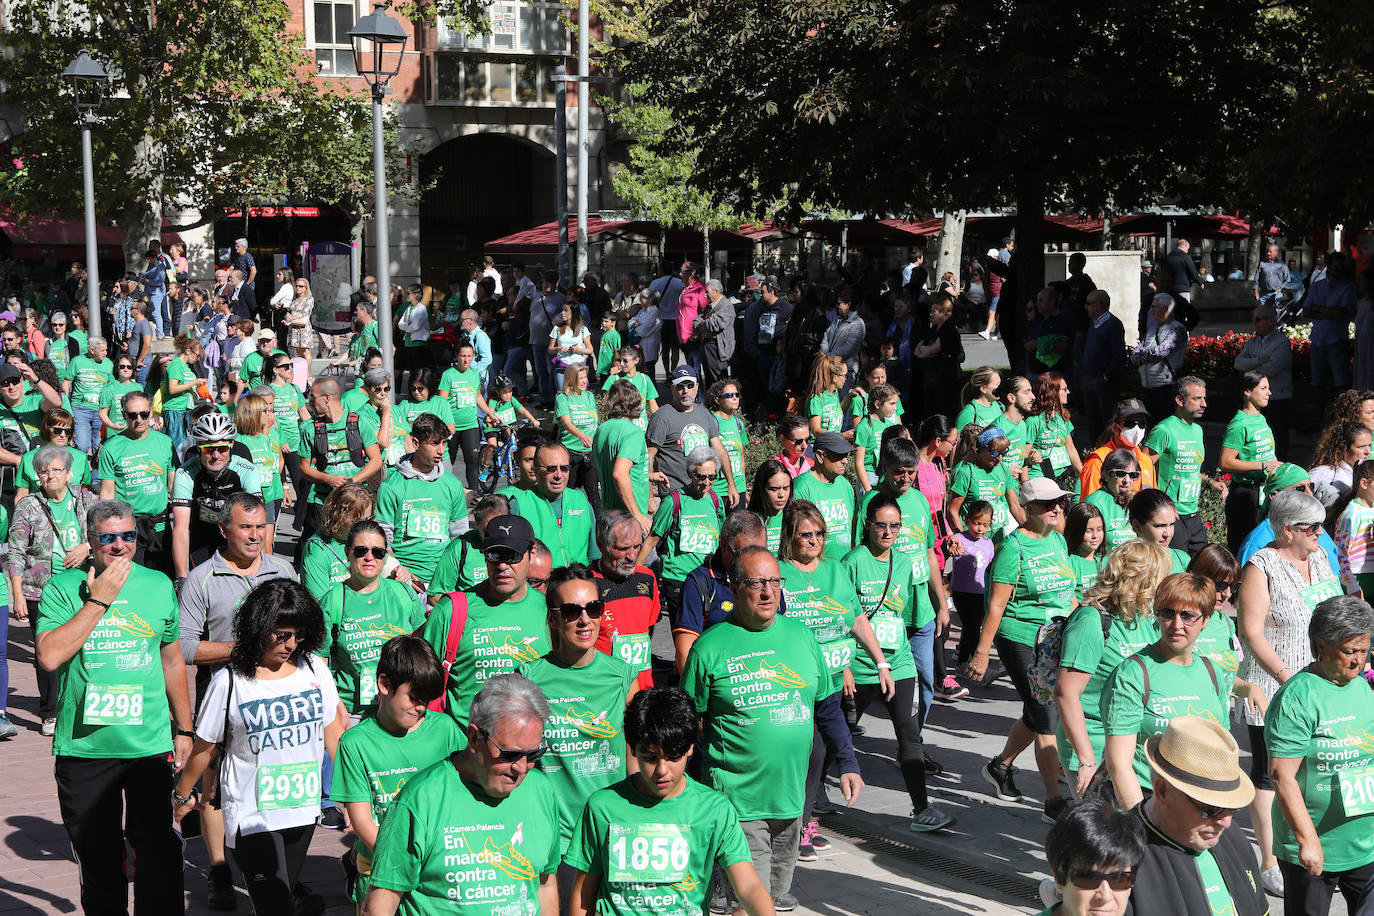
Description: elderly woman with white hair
xmin=637 ymin=445 xmax=723 ymax=629
xmin=1266 ymin=595 xmax=1374 ymax=913
xmin=1236 ymin=488 xmax=1340 ymax=897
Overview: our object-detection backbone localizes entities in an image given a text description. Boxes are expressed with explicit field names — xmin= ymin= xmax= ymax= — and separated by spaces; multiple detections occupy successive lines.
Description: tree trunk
xmin=1005 ymin=165 xmax=1046 ymax=372
xmin=702 ymin=224 xmax=711 ymax=282
xmin=120 ymin=130 xmax=165 ymax=274
xmin=933 ymin=210 xmax=966 ymax=292
xmin=1245 ymin=217 xmax=1265 ymax=280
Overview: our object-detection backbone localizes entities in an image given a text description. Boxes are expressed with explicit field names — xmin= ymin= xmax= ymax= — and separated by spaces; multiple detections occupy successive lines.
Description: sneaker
xmin=812 ymin=791 xmax=837 ymax=815
xmin=774 ymin=893 xmax=799 ymax=912
xmin=978 ymin=330 xmax=991 ymax=340
xmin=208 ymin=863 xmax=236 ymax=911
xmin=909 ymin=804 xmax=955 ymax=833
xmin=935 ymin=676 xmax=970 ymax=700
xmin=0 ymin=713 xmax=16 ymax=740
xmin=291 ymin=885 xmax=326 ymax=916
xmin=809 ymin=826 xmax=831 ymax=851
xmin=850 ymin=722 xmax=866 ymax=737
xmin=41 ymin=718 xmax=56 ymax=737
xmin=983 ymin=758 xmax=1024 ymax=802
xmin=1260 ymin=864 xmax=1284 ymax=897
xmin=1042 ymin=796 xmax=1070 ymax=825
xmin=797 ymin=822 xmax=817 ymax=862
xmin=1038 ymin=877 xmax=1060 ymax=907
xmin=922 ymin=752 xmax=945 ymax=777
xmin=709 ymin=879 xmax=730 ymax=914
xmin=316 ymin=806 xmax=345 ymax=830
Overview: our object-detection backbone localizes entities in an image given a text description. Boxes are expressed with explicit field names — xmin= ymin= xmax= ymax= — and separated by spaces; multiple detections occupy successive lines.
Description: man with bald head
xmin=297 ymin=376 xmax=384 ymax=543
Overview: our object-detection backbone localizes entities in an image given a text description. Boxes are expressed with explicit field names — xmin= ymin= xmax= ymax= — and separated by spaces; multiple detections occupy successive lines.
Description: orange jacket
xmin=1080 ymin=435 xmax=1156 ymax=498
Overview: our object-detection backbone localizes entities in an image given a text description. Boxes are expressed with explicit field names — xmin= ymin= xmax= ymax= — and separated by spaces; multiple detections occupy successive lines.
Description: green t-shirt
xmin=1170 ymin=547 xmax=1190 ymax=573
xmin=712 ymin=412 xmax=748 ymax=502
xmin=426 ymin=532 xmax=488 ymax=598
xmin=855 ymin=487 xmax=937 ymax=628
xmin=853 ymin=415 xmax=899 ymax=481
xmin=781 ymin=558 xmax=860 ymax=696
xmin=368 ymin=763 xmax=560 ymax=916
xmin=807 ymin=391 xmax=843 ymax=433
xmin=270 ymin=383 xmax=306 ymax=452
xmin=349 ymin=322 xmax=380 ymax=360
xmin=239 ymin=430 xmax=285 ymax=502
xmin=989 ymin=529 xmax=1076 ymax=646
xmin=98 ymin=381 xmax=144 ymax=431
xmin=17 ymin=445 xmax=91 ymax=493
xmin=35 ymin=564 xmax=179 ymax=759
xmin=792 ymin=471 xmax=856 ymax=559
xmin=321 ymin=579 xmax=429 ymax=713
xmin=1266 ymin=668 xmax=1374 ymax=871
xmin=162 ymin=356 xmax=196 ymax=411
xmin=394 ymin=398 xmax=456 ymax=437
xmin=301 ymin=536 xmax=351 ymax=596
xmin=1194 ymin=609 xmax=1241 ymax=700
xmin=650 ymin=490 xmax=722 ymax=582
xmin=1001 ymin=415 xmax=1031 ymax=475
xmin=841 ymin=546 xmax=918 ymax=684
xmin=439 ymin=368 xmax=489 ymax=431
xmin=301 ymin=411 xmax=380 ymax=505
xmin=47 ymin=491 xmax=83 ymax=572
xmin=955 ymin=400 xmax=1005 ymax=431
xmin=764 ymin=512 xmax=783 ymax=554
xmin=949 ymin=461 xmax=1017 ymax=541
xmin=518 ymin=652 xmax=637 ymax=853
xmin=63 ymin=355 xmax=113 ymax=410
xmin=1102 ymin=645 xmax=1228 ymax=788
xmin=565 ymin=776 xmax=753 ymax=916
xmin=238 ymin=349 xmax=285 ymax=389
xmin=1143 ymin=415 xmax=1207 ymax=515
xmin=419 ymin=586 xmax=551 ymax=725
xmin=97 ymin=431 xmax=175 ymax=518
xmin=679 ymin=614 xmax=830 ymax=820
xmin=1084 ymin=488 xmax=1133 ymax=555
xmin=333 ymin=712 xmax=465 ymax=875
xmin=1025 ymin=413 xmax=1075 ymax=479
xmin=69 ymin=329 xmax=88 ymax=356
xmin=341 ymin=384 xmax=370 ymax=415
xmin=594 ymin=418 xmax=649 ymax=517
xmin=1069 ymin=553 xmax=1104 ymax=600
xmin=488 ymin=395 xmax=523 ymax=428
xmin=601 ymin=372 xmax=656 ymax=428
xmin=0 ymin=392 xmax=47 ymax=446
xmin=597 ymin=328 xmax=621 ymax=375
xmin=46 ymin=336 xmax=72 ymax=372
xmin=555 ymin=391 xmax=599 ymax=453
xmin=1223 ymin=410 xmax=1277 ymax=486
xmin=375 ymin=467 xmax=468 ymax=583
xmin=1054 ymin=606 xmax=1156 ymax=773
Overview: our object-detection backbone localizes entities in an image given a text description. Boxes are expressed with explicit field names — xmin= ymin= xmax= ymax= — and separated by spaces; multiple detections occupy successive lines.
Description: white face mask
xmin=1120 ymin=424 xmax=1146 ymax=446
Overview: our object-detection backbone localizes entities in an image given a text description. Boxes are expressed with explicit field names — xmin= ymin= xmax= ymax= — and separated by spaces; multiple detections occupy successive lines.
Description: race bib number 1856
xmin=608 ymin=823 xmax=690 ymax=883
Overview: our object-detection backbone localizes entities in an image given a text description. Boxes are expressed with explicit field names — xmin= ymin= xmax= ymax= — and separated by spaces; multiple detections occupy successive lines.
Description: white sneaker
xmin=1260 ymin=864 xmax=1284 ymax=896
xmin=977 ymin=330 xmax=991 ymax=340
xmin=1038 ymin=877 xmax=1059 ymax=907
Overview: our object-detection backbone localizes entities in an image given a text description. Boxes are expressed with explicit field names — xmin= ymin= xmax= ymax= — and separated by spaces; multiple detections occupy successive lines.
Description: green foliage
xmin=1199 ymin=482 xmax=1227 ymax=547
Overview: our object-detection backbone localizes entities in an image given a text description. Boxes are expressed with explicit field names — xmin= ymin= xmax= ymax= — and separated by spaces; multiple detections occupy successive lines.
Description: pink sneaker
xmin=936 ymin=675 xmax=970 ymax=700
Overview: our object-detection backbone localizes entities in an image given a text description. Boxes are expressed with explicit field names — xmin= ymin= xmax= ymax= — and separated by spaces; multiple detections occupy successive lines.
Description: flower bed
xmin=1183 ymin=330 xmax=1311 ymax=382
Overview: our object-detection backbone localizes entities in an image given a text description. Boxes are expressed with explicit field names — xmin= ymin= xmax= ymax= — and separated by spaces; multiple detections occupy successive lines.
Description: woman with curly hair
xmin=300 ymin=482 xmax=380 ymax=594
xmin=1025 ymin=371 xmax=1082 ymax=492
xmin=173 ymin=579 xmax=344 ymax=916
xmin=1307 ymin=419 xmax=1371 ymax=510
xmin=1324 ymin=387 xmax=1374 ymax=432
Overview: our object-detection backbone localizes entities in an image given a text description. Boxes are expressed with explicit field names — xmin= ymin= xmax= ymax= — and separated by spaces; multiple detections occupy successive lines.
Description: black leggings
xmin=24 ymin=599 xmax=58 ymax=718
xmin=995 ymin=634 xmax=1056 ymax=735
xmin=953 ymin=591 xmax=987 ymax=665
xmin=233 ymin=824 xmax=315 ymax=916
xmin=1279 ymin=858 xmax=1374 ymax=916
xmin=450 ymin=426 xmax=482 ymax=491
xmin=855 ymin=678 xmax=928 ymax=811
xmin=1225 ymin=485 xmax=1262 ymax=555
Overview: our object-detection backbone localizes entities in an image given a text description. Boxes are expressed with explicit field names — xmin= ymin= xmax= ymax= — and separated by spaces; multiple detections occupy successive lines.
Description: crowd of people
xmin=7 ymin=241 xmax=1374 ymax=916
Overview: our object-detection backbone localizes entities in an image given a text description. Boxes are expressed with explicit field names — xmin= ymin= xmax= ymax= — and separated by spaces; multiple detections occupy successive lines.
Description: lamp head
xmin=63 ymin=50 xmax=110 ymax=116
xmin=348 ymin=3 xmax=408 ymax=89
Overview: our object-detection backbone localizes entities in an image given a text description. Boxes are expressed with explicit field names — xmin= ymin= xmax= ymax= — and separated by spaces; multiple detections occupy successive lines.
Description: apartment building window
xmin=312 ymin=0 xmax=358 ymax=76
xmin=431 ymin=2 xmax=566 ymax=104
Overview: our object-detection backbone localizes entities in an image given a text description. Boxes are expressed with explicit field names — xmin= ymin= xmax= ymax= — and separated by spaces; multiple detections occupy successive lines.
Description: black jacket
xmin=1126 ymin=804 xmax=1269 ymax=916
xmin=1160 ymin=249 xmax=1201 ymax=296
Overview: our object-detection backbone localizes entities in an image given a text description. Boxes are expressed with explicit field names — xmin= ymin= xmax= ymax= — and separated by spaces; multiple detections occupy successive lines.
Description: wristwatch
xmin=176 ymin=728 xmax=195 ymax=739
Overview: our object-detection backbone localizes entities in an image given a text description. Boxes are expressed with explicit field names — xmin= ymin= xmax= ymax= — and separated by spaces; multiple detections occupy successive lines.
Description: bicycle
xmin=477 ymin=418 xmax=536 ymax=494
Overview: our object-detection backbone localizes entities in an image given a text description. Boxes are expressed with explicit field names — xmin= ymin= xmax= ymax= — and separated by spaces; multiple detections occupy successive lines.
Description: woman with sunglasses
xmin=1235 ymin=489 xmax=1339 ymax=897
xmin=13 ymin=408 xmax=91 ymax=501
xmin=747 ymin=459 xmax=792 ymax=553
xmin=321 ymin=521 xmax=428 ymax=723
xmin=1220 ymin=370 xmax=1280 ymax=554
xmin=97 ymin=357 xmax=142 ymax=435
xmin=947 ymin=423 xmax=1024 ymax=544
xmin=301 ymin=482 xmax=392 ymax=595
xmin=518 ymin=564 xmax=639 ymax=874
xmin=1265 ymin=595 xmax=1374 ymax=913
xmin=285 ymin=276 xmax=315 ymax=360
xmin=707 ymin=377 xmax=747 ymax=509
xmin=6 ymin=444 xmax=96 ymax=737
xmin=174 ymin=580 xmax=343 ymax=916
xmin=1101 ymin=573 xmax=1228 ymax=810
xmin=1084 ymin=449 xmax=1140 ymax=556
xmin=966 ymin=477 xmax=1075 ymax=823
xmin=1038 ymin=798 xmax=1146 ymax=916
xmin=66 ymin=306 xmax=89 ymax=356
xmin=774 ymin=413 xmax=814 ymax=478
xmin=1127 ymin=488 xmax=1191 ymax=573
xmin=393 ymin=368 xmax=456 ymax=448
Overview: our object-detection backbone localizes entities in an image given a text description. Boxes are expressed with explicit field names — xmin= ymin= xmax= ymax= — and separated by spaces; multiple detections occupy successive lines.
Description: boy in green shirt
xmin=596 ymin=313 xmax=621 ymax=378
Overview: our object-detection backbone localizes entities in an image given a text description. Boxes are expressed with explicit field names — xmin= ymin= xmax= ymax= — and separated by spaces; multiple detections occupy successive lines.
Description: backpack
xmin=427 ymin=592 xmax=470 ymax=713
xmin=1029 ymin=605 xmax=1115 ymax=707
xmin=312 ymin=411 xmax=365 ymax=472
xmin=669 ymin=487 xmax=722 ymax=522
xmin=1132 ymin=652 xmax=1218 ymax=710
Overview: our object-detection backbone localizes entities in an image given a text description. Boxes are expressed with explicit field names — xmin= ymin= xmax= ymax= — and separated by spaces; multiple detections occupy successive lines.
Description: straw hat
xmin=1144 ymin=716 xmax=1255 ymax=809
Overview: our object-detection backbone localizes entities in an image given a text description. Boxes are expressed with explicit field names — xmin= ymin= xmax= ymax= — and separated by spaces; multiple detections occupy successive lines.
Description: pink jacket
xmin=677 ymin=280 xmax=707 ymax=345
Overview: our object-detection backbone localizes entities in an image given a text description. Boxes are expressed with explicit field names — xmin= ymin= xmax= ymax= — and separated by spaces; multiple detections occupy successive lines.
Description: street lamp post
xmin=63 ymin=50 xmax=110 ymax=340
xmin=349 ymin=3 xmax=407 ymax=382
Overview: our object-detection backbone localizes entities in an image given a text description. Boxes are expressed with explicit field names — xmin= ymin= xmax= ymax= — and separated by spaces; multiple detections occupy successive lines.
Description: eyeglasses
xmin=200 ymin=444 xmax=231 ymax=454
xmin=1066 ymin=868 xmax=1137 ymax=891
xmin=95 ymin=529 xmax=138 ymax=545
xmin=526 ymin=576 xmax=548 ymax=589
xmin=720 ymin=391 xmax=740 ymax=399
xmin=787 ymin=436 xmax=810 ymax=446
xmin=350 ymin=545 xmax=387 ymax=560
xmin=868 ymin=521 xmax=902 ymax=531
xmin=794 ymin=530 xmax=825 ymax=541
xmin=478 ymin=728 xmax=548 ymax=764
xmin=125 ymin=410 xmax=151 ymax=420
xmin=1111 ymin=470 xmax=1142 ymax=480
xmin=1156 ymin=607 xmax=1204 ymax=626
xmin=738 ymin=576 xmax=782 ymax=591
xmin=690 ymin=471 xmax=717 ymax=482
xmin=271 ymin=630 xmax=300 ymax=645
xmin=1290 ymin=522 xmax=1323 ymax=535
xmin=483 ymin=546 xmax=524 ymax=566
xmin=1184 ymin=794 xmax=1236 ymax=821
xmin=540 ymin=464 xmax=570 ymax=474
xmin=555 ymin=600 xmax=606 ymax=622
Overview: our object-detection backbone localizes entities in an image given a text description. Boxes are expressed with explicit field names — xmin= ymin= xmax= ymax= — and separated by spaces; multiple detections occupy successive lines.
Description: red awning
xmin=485 ymin=218 xmax=754 ymax=253
xmin=0 ymin=209 xmax=184 ymax=260
xmin=1112 ymin=213 xmax=1275 ymax=239
xmin=966 ymin=214 xmax=1106 ymax=241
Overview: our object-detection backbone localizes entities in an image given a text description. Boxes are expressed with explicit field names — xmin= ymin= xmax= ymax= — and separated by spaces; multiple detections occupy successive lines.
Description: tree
xmin=0 ymin=0 xmax=486 ymax=272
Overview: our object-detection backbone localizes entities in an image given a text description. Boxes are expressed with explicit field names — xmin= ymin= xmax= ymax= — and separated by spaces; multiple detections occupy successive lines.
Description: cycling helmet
xmin=191 ymin=411 xmax=238 ymax=444
xmin=491 ymin=373 xmax=515 ymax=390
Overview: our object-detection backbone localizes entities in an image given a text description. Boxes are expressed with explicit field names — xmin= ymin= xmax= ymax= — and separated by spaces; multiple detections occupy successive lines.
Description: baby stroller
xmin=1275 ymin=279 xmax=1307 ymax=329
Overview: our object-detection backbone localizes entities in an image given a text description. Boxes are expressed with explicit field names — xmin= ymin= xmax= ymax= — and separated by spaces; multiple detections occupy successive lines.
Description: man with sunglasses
xmin=238 ymin=327 xmax=286 ymax=393
xmin=1236 ymin=462 xmax=1342 ymax=574
xmin=1143 ymin=378 xmax=1225 ymax=556
xmin=1079 ymin=398 xmax=1158 ymax=498
xmin=793 ymin=431 xmax=858 ymax=560
xmin=169 ymin=411 xmax=262 ymax=582
xmin=646 ymin=365 xmax=738 ymax=505
xmin=419 ymin=515 xmax=551 ymax=724
xmin=364 ymin=673 xmax=560 ymax=916
xmin=35 ymin=499 xmax=190 ymax=914
xmin=298 ymin=376 xmax=383 ymax=546
xmin=61 ymin=335 xmax=112 ymax=459
xmin=506 ymin=441 xmax=596 ymax=567
xmin=0 ymin=360 xmax=62 ymax=500
xmin=1125 ymin=716 xmax=1268 ymax=916
xmin=98 ymin=392 xmax=177 ymax=570
xmin=375 ymin=413 xmax=467 ymax=587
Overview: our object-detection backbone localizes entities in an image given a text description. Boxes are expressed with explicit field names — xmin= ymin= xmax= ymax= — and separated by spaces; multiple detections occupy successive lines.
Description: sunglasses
xmin=674 ymin=381 xmax=698 ymax=389
xmin=868 ymin=520 xmax=902 ymax=531
xmin=719 ymin=391 xmax=740 ymax=399
xmin=1184 ymin=794 xmax=1236 ymax=821
xmin=555 ymin=600 xmax=606 ymax=622
xmin=1031 ymin=497 xmax=1070 ymax=510
xmin=271 ymin=630 xmax=300 ymax=645
xmin=95 ymin=529 xmax=138 ymax=545
xmin=1066 ymin=869 xmax=1136 ymax=892
xmin=0 ymin=378 xmax=21 ymax=387
xmin=1212 ymin=579 xmax=1240 ymax=594
xmin=200 ymin=444 xmax=231 ymax=454
xmin=787 ymin=436 xmax=810 ymax=446
xmin=1290 ymin=522 xmax=1323 ymax=535
xmin=690 ymin=471 xmax=717 ymax=482
xmin=986 ymin=449 xmax=1005 ymax=459
xmin=117 ymin=364 xmax=134 ymax=370
xmin=49 ymin=427 xmax=73 ymax=435
xmin=526 ymin=576 xmax=549 ymax=589
xmin=125 ymin=410 xmax=151 ymax=420
xmin=478 ymin=728 xmax=547 ymax=765
xmin=795 ymin=530 xmax=825 ymax=541
xmin=484 ymin=547 xmax=524 ymax=566
xmin=351 ymin=545 xmax=387 ymax=560
xmin=540 ymin=464 xmax=570 ymax=474
xmin=1111 ymin=469 xmax=1142 ymax=480
xmin=370 ymin=385 xmax=391 ymax=394
xmin=1156 ymin=607 xmax=1204 ymax=626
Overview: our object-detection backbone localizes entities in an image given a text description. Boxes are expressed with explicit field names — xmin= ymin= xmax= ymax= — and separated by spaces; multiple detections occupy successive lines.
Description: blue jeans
xmin=907 ymin=620 xmax=936 ymax=734
xmin=163 ymin=409 xmax=189 ymax=452
xmin=135 ymin=362 xmax=150 ymax=385
xmin=148 ymin=288 xmax=166 ymax=338
xmin=502 ymin=346 xmax=532 ymax=397
xmin=73 ymin=405 xmax=102 ymax=458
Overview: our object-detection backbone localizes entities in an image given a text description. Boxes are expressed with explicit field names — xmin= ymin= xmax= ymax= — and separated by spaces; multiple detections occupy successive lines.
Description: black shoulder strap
xmin=1132 ymin=654 xmax=1151 ymax=711
xmin=345 ymin=412 xmax=364 ymax=466
xmin=312 ymin=418 xmax=329 ymax=470
xmin=1201 ymin=655 xmax=1218 ymax=695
